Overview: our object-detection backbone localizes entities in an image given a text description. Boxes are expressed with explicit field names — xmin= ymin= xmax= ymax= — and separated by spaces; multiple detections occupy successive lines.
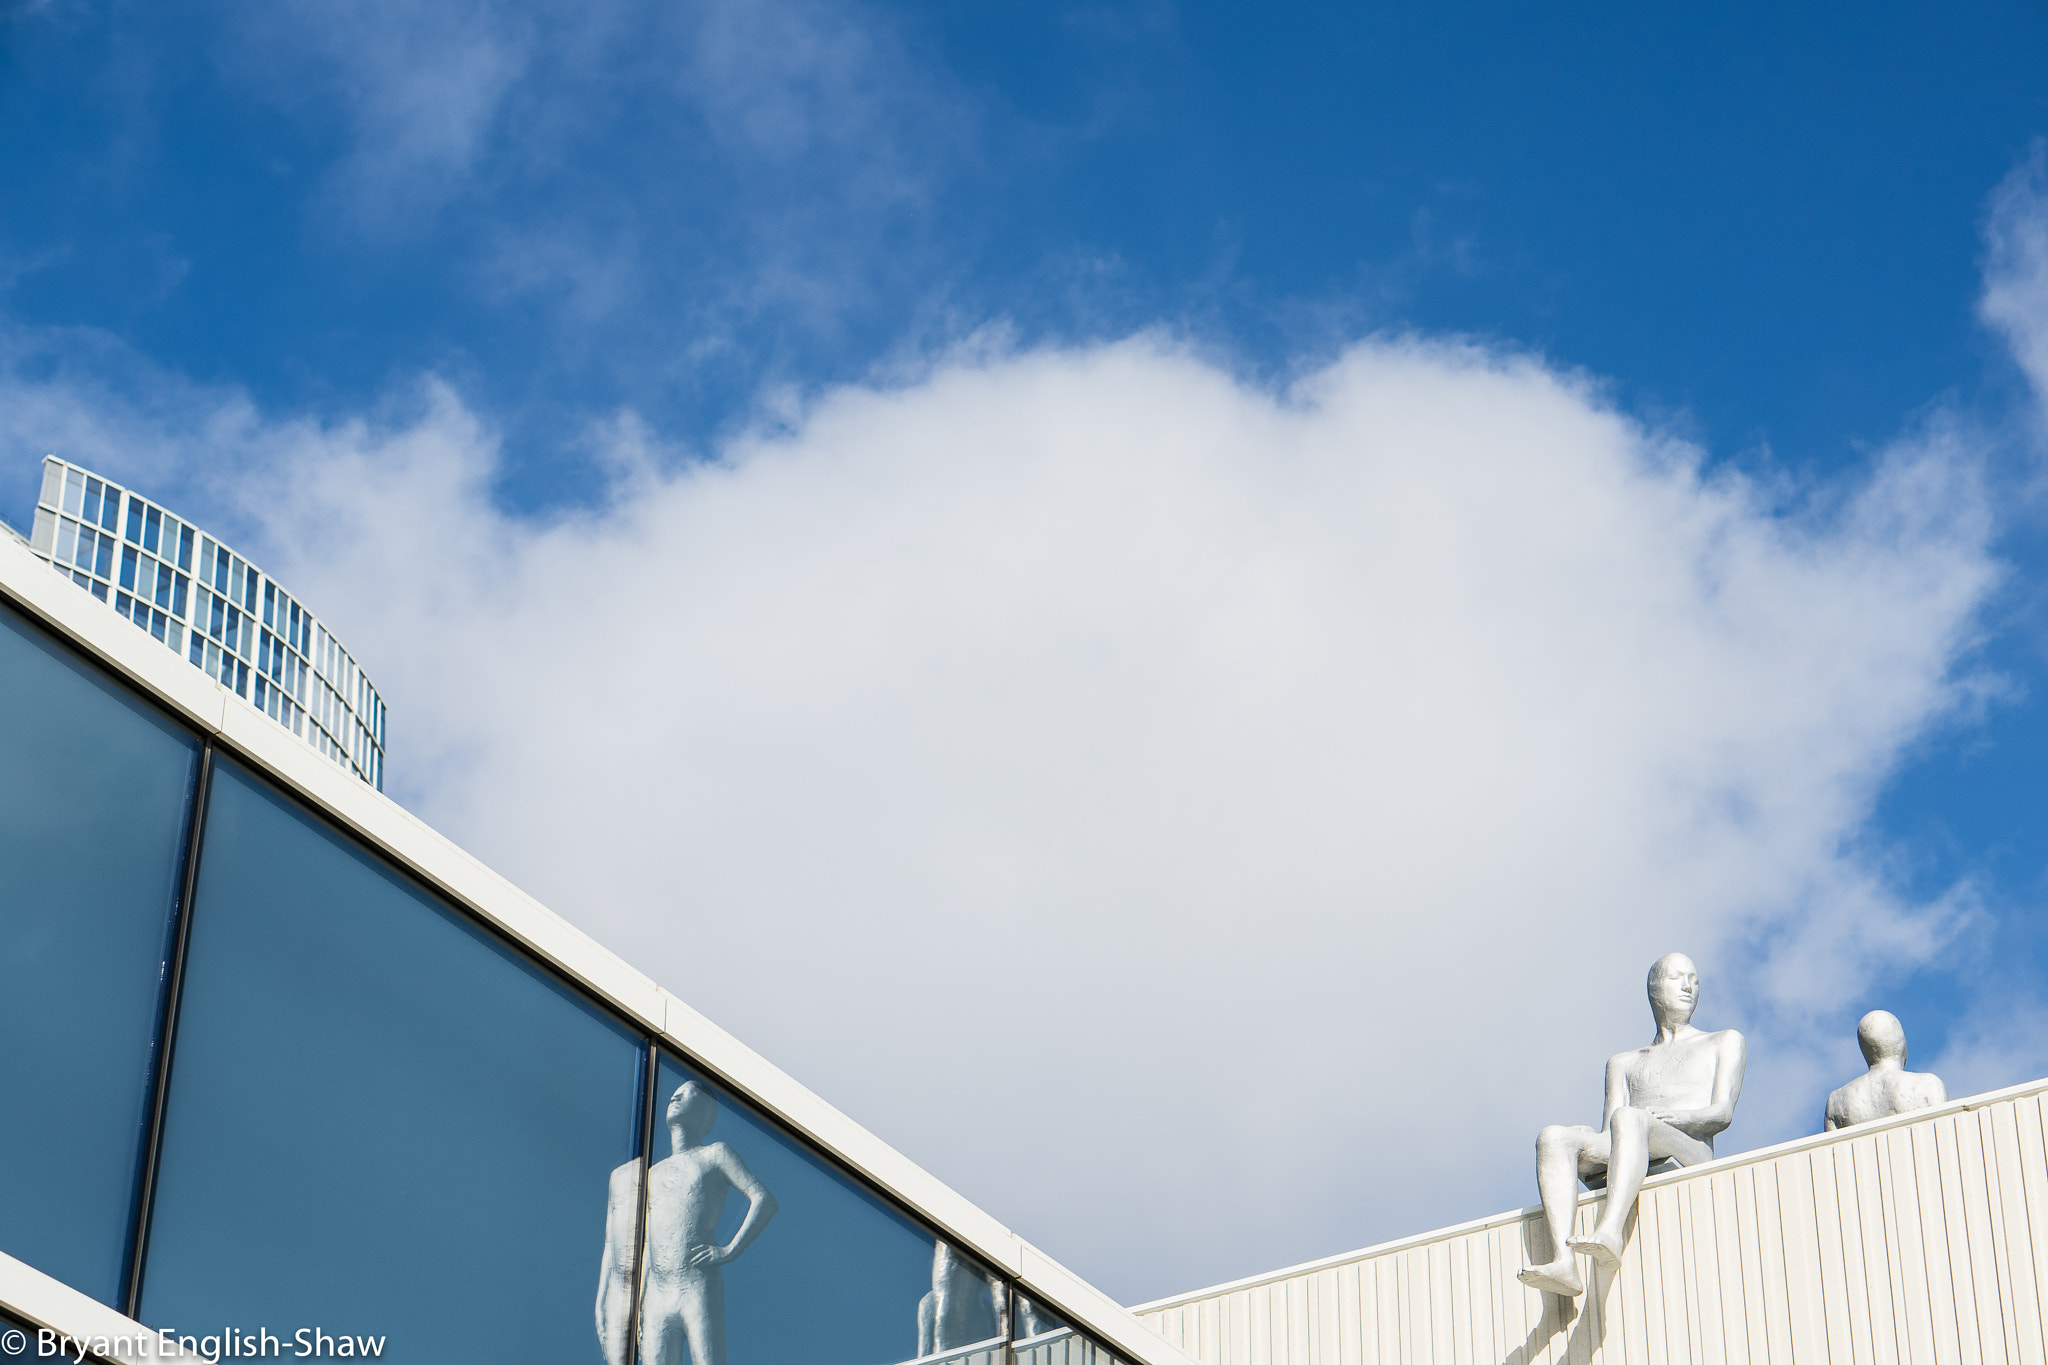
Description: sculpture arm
xmin=596 ymin=1161 xmax=643 ymax=1365
xmin=701 ymin=1145 xmax=778 ymax=1266
xmin=1600 ymin=1053 xmax=1632 ymax=1131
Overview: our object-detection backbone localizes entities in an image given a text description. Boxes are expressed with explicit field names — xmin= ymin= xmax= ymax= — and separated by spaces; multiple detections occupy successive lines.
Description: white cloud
xmin=132 ymin=333 xmax=1980 ymax=1302
xmin=1983 ymin=142 xmax=2048 ymax=415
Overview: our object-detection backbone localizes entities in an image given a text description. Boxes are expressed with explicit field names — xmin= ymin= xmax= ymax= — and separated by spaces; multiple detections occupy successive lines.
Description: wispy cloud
xmin=216 ymin=0 xmax=540 ymax=228
xmin=206 ymin=0 xmax=977 ymax=328
xmin=1983 ymin=141 xmax=2048 ymax=420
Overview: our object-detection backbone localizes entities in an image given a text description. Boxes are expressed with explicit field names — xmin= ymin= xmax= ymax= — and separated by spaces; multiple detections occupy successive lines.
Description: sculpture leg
xmin=1517 ymin=1125 xmax=1595 ymax=1296
xmin=597 ymin=1273 xmax=634 ymax=1365
xmin=1569 ymin=1106 xmax=1648 ymax=1270
xmin=638 ymin=1287 xmax=684 ymax=1365
xmin=679 ymin=1269 xmax=726 ymax=1365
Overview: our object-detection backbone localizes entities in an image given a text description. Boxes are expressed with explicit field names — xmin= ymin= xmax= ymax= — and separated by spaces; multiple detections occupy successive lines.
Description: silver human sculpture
xmin=596 ymin=1081 xmax=779 ymax=1365
xmin=918 ymin=1241 xmax=1006 ymax=1355
xmin=1517 ymin=953 xmax=1747 ymax=1297
xmin=1824 ymin=1010 xmax=1947 ymax=1130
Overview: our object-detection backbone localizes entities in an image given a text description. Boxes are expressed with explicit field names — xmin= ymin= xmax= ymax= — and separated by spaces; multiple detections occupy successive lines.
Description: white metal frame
xmin=0 ymin=530 xmax=1195 ymax=1365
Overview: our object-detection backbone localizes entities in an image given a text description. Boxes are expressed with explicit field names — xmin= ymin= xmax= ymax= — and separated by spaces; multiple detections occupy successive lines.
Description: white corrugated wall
xmin=1135 ymin=1078 xmax=2048 ymax=1365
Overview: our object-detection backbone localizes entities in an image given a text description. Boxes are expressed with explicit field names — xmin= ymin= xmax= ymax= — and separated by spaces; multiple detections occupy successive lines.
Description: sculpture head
xmin=1646 ymin=952 xmax=1699 ymax=1028
xmin=1856 ymin=1009 xmax=1907 ymax=1067
xmin=666 ymin=1080 xmax=719 ymax=1149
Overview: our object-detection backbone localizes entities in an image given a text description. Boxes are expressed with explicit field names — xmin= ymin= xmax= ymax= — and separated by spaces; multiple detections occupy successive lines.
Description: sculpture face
xmin=666 ymin=1082 xmax=719 ymax=1145
xmin=1646 ymin=953 xmax=1699 ymax=1025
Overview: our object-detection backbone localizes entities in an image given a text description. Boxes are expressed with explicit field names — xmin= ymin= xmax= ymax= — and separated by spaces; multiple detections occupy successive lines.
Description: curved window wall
xmin=27 ymin=456 xmax=386 ymax=790
xmin=0 ymin=594 xmax=1134 ymax=1365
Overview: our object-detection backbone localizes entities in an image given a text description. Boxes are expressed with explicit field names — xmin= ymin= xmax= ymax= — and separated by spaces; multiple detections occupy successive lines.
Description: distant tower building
xmin=24 ymin=456 xmax=386 ymax=790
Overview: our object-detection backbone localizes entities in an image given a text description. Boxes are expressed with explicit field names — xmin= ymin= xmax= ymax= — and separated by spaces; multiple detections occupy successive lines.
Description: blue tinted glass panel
xmin=139 ymin=760 xmax=643 ymax=1364
xmin=0 ymin=601 xmax=199 ymax=1305
xmin=635 ymin=1053 xmax=961 ymax=1365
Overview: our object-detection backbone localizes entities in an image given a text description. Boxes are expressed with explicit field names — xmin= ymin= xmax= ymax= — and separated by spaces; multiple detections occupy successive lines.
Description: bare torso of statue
xmin=1611 ymin=1027 xmax=1731 ymax=1149
xmin=596 ymin=1082 xmax=778 ymax=1365
xmin=1516 ymin=953 xmax=1746 ymax=1299
xmin=1825 ymin=1011 xmax=1946 ymax=1131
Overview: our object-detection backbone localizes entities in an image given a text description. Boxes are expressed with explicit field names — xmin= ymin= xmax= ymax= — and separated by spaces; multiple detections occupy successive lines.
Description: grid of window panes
xmin=26 ymin=456 xmax=386 ymax=790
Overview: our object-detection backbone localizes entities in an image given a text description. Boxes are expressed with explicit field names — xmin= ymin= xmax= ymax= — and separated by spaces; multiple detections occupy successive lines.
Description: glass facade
xmin=637 ymin=1052 xmax=980 ymax=1365
xmin=27 ymin=456 xmax=387 ymax=790
xmin=0 ymin=603 xmax=198 ymax=1306
xmin=0 ymin=593 xmax=1137 ymax=1365
xmin=137 ymin=758 xmax=644 ymax=1361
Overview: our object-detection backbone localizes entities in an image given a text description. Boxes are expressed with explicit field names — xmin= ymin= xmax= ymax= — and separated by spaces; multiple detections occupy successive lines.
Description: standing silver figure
xmin=1517 ymin=953 xmax=1746 ymax=1297
xmin=598 ymin=1081 xmax=779 ymax=1365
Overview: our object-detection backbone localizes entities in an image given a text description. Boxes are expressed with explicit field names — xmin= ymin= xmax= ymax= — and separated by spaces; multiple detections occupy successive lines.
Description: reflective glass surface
xmin=637 ymin=1053 xmax=979 ymax=1365
xmin=0 ymin=601 xmax=199 ymax=1304
xmin=139 ymin=759 xmax=642 ymax=1363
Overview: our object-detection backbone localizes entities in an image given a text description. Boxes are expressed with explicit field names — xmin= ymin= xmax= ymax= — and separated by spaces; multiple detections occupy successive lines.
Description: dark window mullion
xmin=627 ymin=1037 xmax=659 ymax=1365
xmin=123 ymin=740 xmax=216 ymax=1317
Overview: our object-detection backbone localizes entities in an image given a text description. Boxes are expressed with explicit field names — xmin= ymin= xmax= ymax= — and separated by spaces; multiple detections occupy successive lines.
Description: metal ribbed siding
xmin=1018 ymin=1328 xmax=1132 ymax=1365
xmin=912 ymin=1332 xmax=1119 ymax=1365
xmin=1135 ymin=1078 xmax=2048 ymax=1365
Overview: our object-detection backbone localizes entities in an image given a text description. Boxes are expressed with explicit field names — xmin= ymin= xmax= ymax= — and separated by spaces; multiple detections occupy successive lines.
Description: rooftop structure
xmin=1138 ymin=1075 xmax=2048 ymax=1365
xmin=24 ymin=455 xmax=385 ymax=790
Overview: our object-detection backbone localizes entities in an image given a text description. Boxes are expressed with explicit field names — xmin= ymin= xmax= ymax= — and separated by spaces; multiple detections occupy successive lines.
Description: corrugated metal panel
xmin=1137 ymin=1079 xmax=2048 ymax=1365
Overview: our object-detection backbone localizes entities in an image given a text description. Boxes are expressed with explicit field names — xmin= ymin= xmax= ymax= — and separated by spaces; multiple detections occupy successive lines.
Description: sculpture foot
xmin=1516 ymin=1260 xmax=1584 ymax=1297
xmin=1568 ymin=1230 xmax=1623 ymax=1270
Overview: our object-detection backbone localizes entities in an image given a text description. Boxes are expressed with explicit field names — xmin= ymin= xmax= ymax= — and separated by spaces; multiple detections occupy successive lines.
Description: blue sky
xmin=7 ymin=0 xmax=2048 ymax=1302
xmin=8 ymin=3 xmax=2044 ymax=472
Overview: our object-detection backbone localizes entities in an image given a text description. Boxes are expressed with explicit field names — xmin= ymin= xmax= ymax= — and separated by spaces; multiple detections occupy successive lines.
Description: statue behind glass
xmin=598 ymin=1082 xmax=778 ymax=1365
xmin=917 ymin=1241 xmax=1004 ymax=1355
